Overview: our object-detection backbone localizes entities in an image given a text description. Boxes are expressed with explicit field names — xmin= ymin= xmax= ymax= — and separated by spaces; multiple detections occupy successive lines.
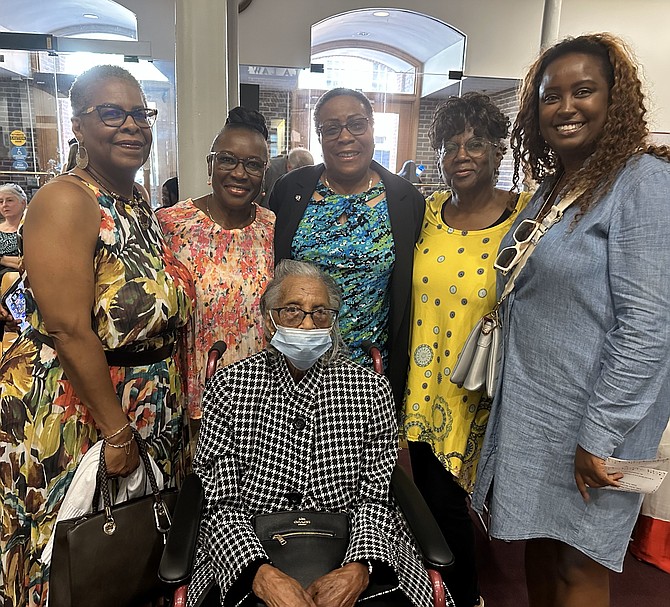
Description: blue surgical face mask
xmin=270 ymin=320 xmax=333 ymax=371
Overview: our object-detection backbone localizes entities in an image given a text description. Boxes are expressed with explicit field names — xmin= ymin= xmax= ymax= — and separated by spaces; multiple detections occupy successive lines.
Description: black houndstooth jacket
xmin=186 ymin=351 xmax=438 ymax=607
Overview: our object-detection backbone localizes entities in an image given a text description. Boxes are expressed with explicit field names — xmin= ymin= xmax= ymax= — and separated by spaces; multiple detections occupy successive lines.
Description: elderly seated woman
xmin=187 ymin=259 xmax=439 ymax=607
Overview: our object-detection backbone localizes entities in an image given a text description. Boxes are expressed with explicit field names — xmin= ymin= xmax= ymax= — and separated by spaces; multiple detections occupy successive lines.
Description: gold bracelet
xmin=104 ymin=436 xmax=133 ymax=455
xmin=103 ymin=422 xmax=130 ymax=441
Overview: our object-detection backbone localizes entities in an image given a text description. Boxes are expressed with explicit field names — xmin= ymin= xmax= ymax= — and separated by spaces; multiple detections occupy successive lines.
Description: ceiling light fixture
xmin=83 ymin=13 xmax=99 ymax=19
xmin=372 ymin=11 xmax=390 ymax=17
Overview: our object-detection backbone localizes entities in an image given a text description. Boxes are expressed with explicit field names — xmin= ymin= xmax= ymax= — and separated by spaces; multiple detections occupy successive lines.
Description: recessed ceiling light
xmin=373 ymin=11 xmax=390 ymax=17
xmin=83 ymin=13 xmax=99 ymax=19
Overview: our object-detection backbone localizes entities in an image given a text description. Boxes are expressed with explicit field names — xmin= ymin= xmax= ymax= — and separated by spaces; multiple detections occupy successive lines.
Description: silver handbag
xmin=451 ymin=311 xmax=501 ymax=399
xmin=450 ymin=182 xmax=580 ymax=399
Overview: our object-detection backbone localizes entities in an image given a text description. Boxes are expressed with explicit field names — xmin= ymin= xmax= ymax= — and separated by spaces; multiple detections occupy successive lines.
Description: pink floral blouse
xmin=157 ymin=199 xmax=275 ymax=418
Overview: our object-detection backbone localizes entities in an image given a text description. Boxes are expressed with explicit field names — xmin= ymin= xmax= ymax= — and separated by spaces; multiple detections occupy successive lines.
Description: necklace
xmin=323 ymin=173 xmax=374 ymax=195
xmin=83 ymin=169 xmax=151 ymax=229
xmin=205 ymin=194 xmax=255 ymax=229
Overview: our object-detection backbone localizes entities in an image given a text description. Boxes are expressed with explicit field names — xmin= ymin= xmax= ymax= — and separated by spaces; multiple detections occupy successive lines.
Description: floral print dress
xmin=157 ymin=199 xmax=275 ymax=419
xmin=0 ymin=179 xmax=193 ymax=607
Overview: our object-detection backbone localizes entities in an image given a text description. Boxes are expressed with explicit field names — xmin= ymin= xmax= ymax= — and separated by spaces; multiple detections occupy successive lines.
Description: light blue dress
xmin=472 ymin=154 xmax=670 ymax=571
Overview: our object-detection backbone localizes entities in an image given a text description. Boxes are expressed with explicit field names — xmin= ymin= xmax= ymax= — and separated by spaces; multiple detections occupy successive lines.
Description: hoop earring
xmin=76 ymin=141 xmax=89 ymax=170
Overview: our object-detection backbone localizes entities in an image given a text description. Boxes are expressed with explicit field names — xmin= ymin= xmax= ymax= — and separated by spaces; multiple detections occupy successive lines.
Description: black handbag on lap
xmin=49 ymin=430 xmax=178 ymax=607
xmin=253 ymin=511 xmax=349 ymax=588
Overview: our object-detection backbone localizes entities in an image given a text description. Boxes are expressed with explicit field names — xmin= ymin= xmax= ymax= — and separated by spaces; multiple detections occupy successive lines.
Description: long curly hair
xmin=511 ymin=32 xmax=670 ymax=218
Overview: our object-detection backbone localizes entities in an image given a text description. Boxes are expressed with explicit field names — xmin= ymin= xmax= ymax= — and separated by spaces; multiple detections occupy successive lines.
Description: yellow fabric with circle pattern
xmin=402 ymin=189 xmax=531 ymax=492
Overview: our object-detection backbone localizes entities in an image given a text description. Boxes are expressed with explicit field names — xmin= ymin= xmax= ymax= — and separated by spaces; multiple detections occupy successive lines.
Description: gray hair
xmin=0 ymin=183 xmax=27 ymax=203
xmin=70 ymin=65 xmax=146 ymax=116
xmin=287 ymin=148 xmax=314 ymax=170
xmin=261 ymin=259 xmax=346 ymax=365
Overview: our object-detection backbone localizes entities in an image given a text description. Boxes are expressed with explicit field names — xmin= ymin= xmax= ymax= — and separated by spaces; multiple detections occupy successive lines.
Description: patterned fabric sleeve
xmin=193 ymin=370 xmax=268 ymax=598
xmin=343 ymin=375 xmax=400 ymax=567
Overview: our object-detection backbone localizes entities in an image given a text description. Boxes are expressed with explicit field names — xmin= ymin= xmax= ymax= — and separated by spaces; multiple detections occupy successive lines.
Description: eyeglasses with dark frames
xmin=207 ymin=152 xmax=267 ymax=177
xmin=317 ymin=117 xmax=370 ymax=141
xmin=272 ymin=306 xmax=339 ymax=329
xmin=439 ymin=137 xmax=497 ymax=161
xmin=79 ymin=104 xmax=158 ymax=128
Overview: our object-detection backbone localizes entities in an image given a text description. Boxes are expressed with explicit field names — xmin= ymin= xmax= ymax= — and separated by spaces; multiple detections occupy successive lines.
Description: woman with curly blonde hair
xmin=472 ymin=33 xmax=670 ymax=607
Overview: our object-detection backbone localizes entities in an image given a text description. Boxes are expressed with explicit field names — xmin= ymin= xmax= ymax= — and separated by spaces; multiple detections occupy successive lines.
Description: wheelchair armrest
xmin=159 ymin=473 xmax=205 ymax=585
xmin=391 ymin=464 xmax=455 ymax=570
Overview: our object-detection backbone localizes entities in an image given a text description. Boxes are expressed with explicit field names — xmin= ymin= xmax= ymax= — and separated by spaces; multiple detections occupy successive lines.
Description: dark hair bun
xmin=226 ymin=106 xmax=269 ymax=140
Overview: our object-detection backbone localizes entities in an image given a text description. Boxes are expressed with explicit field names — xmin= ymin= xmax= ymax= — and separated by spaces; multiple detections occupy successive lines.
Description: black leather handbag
xmin=253 ymin=511 xmax=349 ymax=588
xmin=49 ymin=430 xmax=178 ymax=607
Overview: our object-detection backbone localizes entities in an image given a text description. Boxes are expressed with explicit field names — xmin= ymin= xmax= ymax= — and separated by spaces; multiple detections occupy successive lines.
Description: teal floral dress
xmin=0 ymin=179 xmax=193 ymax=607
xmin=292 ymin=180 xmax=395 ymax=366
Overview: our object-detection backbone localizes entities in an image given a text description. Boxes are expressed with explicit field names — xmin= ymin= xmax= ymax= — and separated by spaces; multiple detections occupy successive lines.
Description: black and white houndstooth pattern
xmin=187 ymin=351 xmax=448 ymax=607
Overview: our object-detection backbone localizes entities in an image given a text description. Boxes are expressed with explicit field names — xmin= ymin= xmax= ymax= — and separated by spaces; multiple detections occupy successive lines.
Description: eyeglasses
xmin=493 ymin=219 xmax=544 ymax=275
xmin=79 ymin=104 xmax=158 ymax=128
xmin=439 ymin=137 xmax=497 ymax=161
xmin=207 ymin=152 xmax=267 ymax=177
xmin=317 ymin=117 xmax=370 ymax=141
xmin=272 ymin=306 xmax=339 ymax=329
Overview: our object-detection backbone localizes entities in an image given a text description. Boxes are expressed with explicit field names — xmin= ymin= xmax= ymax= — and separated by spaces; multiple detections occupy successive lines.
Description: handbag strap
xmin=495 ymin=182 xmax=584 ymax=309
xmin=94 ymin=428 xmax=172 ymax=537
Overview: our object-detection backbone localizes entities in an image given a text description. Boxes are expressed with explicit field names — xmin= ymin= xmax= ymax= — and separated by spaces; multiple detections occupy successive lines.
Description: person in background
xmin=260 ymin=147 xmax=314 ymax=207
xmin=157 ymin=107 xmax=275 ymax=422
xmin=0 ymin=183 xmax=27 ymax=273
xmin=472 ymin=33 xmax=670 ymax=607
xmin=403 ymin=92 xmax=531 ymax=607
xmin=270 ymin=88 xmax=424 ymax=409
xmin=397 ymin=160 xmax=422 ymax=184
xmin=161 ymin=176 xmax=179 ymax=207
xmin=0 ymin=183 xmax=28 ymax=353
xmin=0 ymin=64 xmax=193 ymax=606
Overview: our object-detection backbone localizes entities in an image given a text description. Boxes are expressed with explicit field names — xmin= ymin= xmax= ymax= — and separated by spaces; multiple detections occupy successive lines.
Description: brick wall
xmin=259 ymin=88 xmax=291 ymax=156
xmin=415 ymin=98 xmax=440 ymax=194
xmin=489 ymin=87 xmax=521 ymax=191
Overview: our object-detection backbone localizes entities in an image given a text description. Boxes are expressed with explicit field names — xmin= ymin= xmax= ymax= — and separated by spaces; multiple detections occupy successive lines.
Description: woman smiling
xmin=270 ymin=88 xmax=424 ymax=408
xmin=472 ymin=34 xmax=670 ymax=607
xmin=158 ymin=107 xmax=275 ymax=421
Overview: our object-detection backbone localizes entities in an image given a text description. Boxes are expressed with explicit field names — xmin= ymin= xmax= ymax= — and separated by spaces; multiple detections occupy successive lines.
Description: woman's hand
xmin=103 ymin=426 xmax=141 ymax=477
xmin=306 ymin=562 xmax=369 ymax=607
xmin=252 ymin=564 xmax=317 ymax=607
xmin=574 ymin=445 xmax=623 ymax=501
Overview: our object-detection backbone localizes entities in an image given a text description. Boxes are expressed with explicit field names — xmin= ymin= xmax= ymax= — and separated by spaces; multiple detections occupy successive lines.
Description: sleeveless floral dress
xmin=0 ymin=178 xmax=193 ymax=607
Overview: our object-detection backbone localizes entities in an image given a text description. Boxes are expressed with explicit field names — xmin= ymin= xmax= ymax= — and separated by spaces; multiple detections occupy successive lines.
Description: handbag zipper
xmin=271 ymin=531 xmax=336 ymax=545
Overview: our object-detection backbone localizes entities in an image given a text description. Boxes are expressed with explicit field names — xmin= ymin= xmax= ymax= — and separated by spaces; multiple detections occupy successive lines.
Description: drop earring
xmin=75 ymin=141 xmax=89 ymax=170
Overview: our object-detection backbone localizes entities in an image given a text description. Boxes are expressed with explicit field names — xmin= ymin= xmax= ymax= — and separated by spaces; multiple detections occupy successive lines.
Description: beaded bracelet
xmin=104 ymin=421 xmax=130 ymax=441
xmin=104 ymin=436 xmax=133 ymax=455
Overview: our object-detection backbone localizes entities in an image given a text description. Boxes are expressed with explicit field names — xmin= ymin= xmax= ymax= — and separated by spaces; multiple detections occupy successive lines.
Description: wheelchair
xmin=159 ymin=342 xmax=454 ymax=606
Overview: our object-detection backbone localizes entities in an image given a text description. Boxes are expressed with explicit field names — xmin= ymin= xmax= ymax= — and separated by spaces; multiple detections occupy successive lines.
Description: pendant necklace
xmin=83 ymin=169 xmax=151 ymax=229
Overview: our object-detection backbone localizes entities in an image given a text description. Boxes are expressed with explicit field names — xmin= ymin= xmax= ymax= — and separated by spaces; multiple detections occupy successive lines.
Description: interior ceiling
xmin=312 ymin=8 xmax=463 ymax=64
xmin=0 ymin=3 xmax=518 ymax=96
xmin=0 ymin=1 xmax=137 ymax=39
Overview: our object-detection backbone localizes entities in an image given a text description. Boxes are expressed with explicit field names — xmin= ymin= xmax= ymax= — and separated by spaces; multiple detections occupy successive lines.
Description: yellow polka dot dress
xmin=402 ymin=190 xmax=531 ymax=492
